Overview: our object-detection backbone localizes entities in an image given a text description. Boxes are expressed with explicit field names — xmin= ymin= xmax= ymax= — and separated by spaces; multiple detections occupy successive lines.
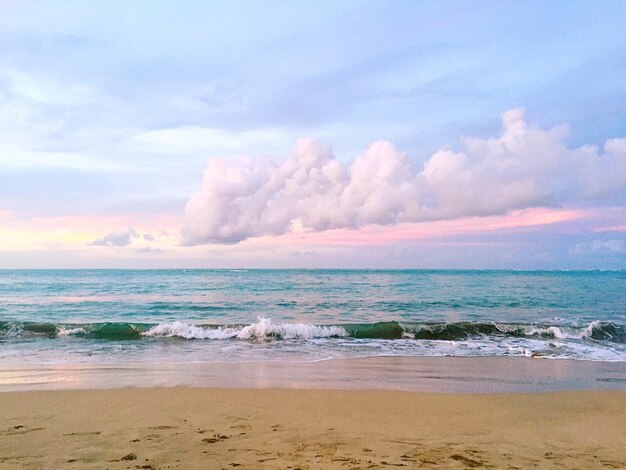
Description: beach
xmin=2 ymin=270 xmax=624 ymax=468
xmin=1 ymin=386 xmax=624 ymax=469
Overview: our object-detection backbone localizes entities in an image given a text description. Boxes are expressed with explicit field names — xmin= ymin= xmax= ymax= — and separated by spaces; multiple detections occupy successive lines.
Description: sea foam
xmin=144 ymin=317 xmax=348 ymax=340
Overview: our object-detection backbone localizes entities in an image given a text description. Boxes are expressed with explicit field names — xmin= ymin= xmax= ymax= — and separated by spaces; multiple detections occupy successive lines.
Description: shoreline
xmin=2 ymin=356 xmax=625 ymax=393
xmin=1 ymin=387 xmax=624 ymax=469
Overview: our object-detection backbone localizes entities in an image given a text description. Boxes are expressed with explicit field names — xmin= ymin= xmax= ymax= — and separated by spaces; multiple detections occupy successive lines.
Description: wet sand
xmin=2 ymin=356 xmax=625 ymax=393
xmin=0 ymin=387 xmax=624 ymax=469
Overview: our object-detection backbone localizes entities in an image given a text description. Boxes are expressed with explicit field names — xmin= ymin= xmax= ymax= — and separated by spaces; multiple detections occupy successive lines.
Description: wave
xmin=144 ymin=318 xmax=347 ymax=340
xmin=0 ymin=318 xmax=623 ymax=344
xmin=0 ymin=321 xmax=145 ymax=340
xmin=405 ymin=320 xmax=625 ymax=343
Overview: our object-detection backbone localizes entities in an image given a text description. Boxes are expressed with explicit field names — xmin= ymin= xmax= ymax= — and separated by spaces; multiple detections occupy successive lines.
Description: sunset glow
xmin=0 ymin=1 xmax=624 ymax=268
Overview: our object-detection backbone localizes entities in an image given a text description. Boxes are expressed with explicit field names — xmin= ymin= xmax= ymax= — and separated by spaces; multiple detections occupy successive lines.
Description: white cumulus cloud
xmin=183 ymin=109 xmax=626 ymax=244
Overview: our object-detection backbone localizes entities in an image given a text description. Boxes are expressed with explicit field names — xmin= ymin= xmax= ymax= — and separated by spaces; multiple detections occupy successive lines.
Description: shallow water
xmin=1 ymin=357 xmax=625 ymax=393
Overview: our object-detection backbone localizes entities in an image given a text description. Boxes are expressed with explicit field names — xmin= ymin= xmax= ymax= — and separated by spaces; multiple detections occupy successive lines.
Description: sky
xmin=0 ymin=0 xmax=625 ymax=269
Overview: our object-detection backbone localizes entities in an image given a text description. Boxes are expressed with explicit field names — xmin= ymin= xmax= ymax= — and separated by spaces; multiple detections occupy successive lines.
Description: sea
xmin=1 ymin=269 xmax=625 ymax=391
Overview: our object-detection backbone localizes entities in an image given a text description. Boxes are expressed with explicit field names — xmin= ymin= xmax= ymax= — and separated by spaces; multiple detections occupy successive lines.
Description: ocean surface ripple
xmin=1 ymin=269 xmax=624 ymax=365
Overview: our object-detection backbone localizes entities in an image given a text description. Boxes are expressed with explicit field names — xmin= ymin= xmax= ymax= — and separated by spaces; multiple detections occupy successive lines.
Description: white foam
xmin=144 ymin=321 xmax=240 ymax=339
xmin=2 ymin=322 xmax=22 ymax=337
xmin=56 ymin=327 xmax=86 ymax=336
xmin=236 ymin=317 xmax=347 ymax=340
xmin=523 ymin=322 xmax=601 ymax=340
xmin=144 ymin=318 xmax=348 ymax=341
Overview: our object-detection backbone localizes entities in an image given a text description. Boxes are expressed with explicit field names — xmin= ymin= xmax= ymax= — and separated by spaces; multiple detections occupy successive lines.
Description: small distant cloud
xmin=289 ymin=250 xmax=317 ymax=258
xmin=142 ymin=233 xmax=155 ymax=241
xmin=89 ymin=229 xmax=137 ymax=247
xmin=573 ymin=239 xmax=625 ymax=255
xmin=136 ymin=246 xmax=162 ymax=253
xmin=590 ymin=240 xmax=625 ymax=254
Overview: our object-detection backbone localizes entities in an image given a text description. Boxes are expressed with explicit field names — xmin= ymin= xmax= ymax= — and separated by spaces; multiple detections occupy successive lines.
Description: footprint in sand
xmin=2 ymin=426 xmax=44 ymax=435
xmin=450 ymin=453 xmax=483 ymax=467
xmin=230 ymin=424 xmax=250 ymax=430
xmin=201 ymin=433 xmax=230 ymax=444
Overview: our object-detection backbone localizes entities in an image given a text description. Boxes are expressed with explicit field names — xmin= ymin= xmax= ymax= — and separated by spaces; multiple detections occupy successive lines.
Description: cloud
xmin=89 ymin=229 xmax=137 ymax=247
xmin=574 ymin=239 xmax=626 ymax=255
xmin=592 ymin=240 xmax=625 ymax=254
xmin=87 ymin=228 xmax=169 ymax=250
xmin=183 ymin=109 xmax=626 ymax=245
xmin=136 ymin=246 xmax=162 ymax=254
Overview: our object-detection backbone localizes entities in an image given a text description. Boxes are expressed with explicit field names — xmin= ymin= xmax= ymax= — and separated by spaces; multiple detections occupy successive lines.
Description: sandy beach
xmin=1 ymin=387 xmax=624 ymax=469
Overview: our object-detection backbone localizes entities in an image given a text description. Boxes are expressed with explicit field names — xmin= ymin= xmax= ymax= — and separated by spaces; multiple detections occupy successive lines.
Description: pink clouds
xmin=593 ymin=225 xmax=626 ymax=233
xmin=267 ymin=208 xmax=588 ymax=247
xmin=183 ymin=109 xmax=626 ymax=245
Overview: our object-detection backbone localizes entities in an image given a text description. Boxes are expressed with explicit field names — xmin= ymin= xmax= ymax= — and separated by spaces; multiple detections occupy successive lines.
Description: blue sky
xmin=0 ymin=1 xmax=625 ymax=268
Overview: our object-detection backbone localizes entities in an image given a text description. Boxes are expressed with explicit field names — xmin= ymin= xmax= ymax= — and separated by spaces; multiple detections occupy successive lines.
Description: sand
xmin=0 ymin=388 xmax=624 ymax=469
xmin=3 ymin=357 xmax=625 ymax=393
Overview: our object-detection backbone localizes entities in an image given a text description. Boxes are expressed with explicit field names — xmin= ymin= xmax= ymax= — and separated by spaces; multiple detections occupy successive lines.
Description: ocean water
xmin=1 ymin=269 xmax=624 ymax=375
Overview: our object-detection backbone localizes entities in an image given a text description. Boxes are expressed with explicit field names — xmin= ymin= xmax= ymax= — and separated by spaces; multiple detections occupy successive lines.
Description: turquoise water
xmin=1 ymin=270 xmax=624 ymax=368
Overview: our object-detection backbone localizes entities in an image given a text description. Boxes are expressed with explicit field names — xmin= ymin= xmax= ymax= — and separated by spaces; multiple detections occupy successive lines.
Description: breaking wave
xmin=143 ymin=318 xmax=348 ymax=340
xmin=0 ymin=318 xmax=623 ymax=344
